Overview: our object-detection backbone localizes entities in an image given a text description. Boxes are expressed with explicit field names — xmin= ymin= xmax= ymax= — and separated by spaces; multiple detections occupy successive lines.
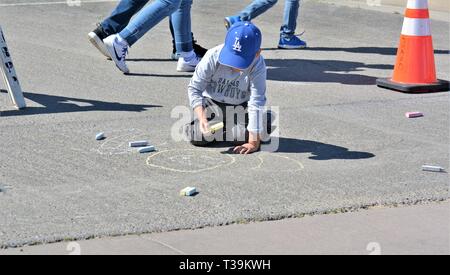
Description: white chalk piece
xmin=129 ymin=140 xmax=149 ymax=147
xmin=422 ymin=165 xmax=445 ymax=172
xmin=138 ymin=146 xmax=155 ymax=153
xmin=180 ymin=187 xmax=197 ymax=196
xmin=405 ymin=112 xmax=424 ymax=118
xmin=96 ymin=133 xmax=105 ymax=140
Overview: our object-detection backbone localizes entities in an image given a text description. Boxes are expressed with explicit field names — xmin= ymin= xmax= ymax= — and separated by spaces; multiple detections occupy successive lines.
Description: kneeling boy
xmin=186 ymin=22 xmax=269 ymax=154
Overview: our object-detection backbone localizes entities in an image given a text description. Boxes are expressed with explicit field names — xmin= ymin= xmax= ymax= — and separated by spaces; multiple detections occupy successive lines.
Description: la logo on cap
xmin=232 ymin=37 xmax=242 ymax=52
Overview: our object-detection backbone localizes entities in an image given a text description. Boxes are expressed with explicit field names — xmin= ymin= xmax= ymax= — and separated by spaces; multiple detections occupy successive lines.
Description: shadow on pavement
xmin=218 ymin=137 xmax=375 ymax=160
xmin=265 ymin=58 xmax=391 ymax=85
xmin=127 ymin=58 xmax=174 ymax=62
xmin=275 ymin=137 xmax=375 ymax=160
xmin=0 ymin=91 xmax=161 ymax=117
xmin=263 ymin=47 xmax=450 ymax=55
xmin=126 ymin=72 xmax=192 ymax=78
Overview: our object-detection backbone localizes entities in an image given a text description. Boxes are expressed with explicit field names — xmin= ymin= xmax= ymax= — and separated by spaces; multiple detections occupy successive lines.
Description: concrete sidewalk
xmin=1 ymin=202 xmax=448 ymax=255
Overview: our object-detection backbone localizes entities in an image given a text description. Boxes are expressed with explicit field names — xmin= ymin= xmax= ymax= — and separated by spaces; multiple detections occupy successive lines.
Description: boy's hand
xmin=199 ymin=119 xmax=210 ymax=135
xmin=194 ymin=106 xmax=210 ymax=135
xmin=233 ymin=131 xmax=261 ymax=154
xmin=233 ymin=142 xmax=260 ymax=155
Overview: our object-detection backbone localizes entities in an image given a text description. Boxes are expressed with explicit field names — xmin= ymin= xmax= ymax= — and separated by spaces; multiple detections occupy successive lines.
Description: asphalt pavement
xmin=0 ymin=0 xmax=449 ymax=249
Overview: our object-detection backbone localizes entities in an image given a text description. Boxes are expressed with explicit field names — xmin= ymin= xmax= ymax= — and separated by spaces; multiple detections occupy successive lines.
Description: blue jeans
xmin=170 ymin=0 xmax=193 ymax=52
xmin=100 ymin=0 xmax=148 ymax=36
xmin=101 ymin=0 xmax=193 ymax=52
xmin=236 ymin=0 xmax=300 ymax=37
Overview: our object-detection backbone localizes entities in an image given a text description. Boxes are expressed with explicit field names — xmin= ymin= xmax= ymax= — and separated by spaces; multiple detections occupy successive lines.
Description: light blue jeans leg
xmin=237 ymin=0 xmax=278 ymax=21
xmin=280 ymin=0 xmax=300 ymax=37
xmin=119 ymin=0 xmax=182 ymax=46
xmin=171 ymin=0 xmax=193 ymax=53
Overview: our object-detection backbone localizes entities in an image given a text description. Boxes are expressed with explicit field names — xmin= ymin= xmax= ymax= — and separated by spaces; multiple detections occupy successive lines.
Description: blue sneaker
xmin=278 ymin=35 xmax=307 ymax=49
xmin=224 ymin=16 xmax=242 ymax=30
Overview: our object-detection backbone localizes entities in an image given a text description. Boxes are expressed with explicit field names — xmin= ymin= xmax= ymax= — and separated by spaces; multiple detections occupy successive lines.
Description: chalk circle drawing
xmin=146 ymin=149 xmax=236 ymax=173
xmin=252 ymin=154 xmax=304 ymax=172
xmin=94 ymin=129 xmax=166 ymax=156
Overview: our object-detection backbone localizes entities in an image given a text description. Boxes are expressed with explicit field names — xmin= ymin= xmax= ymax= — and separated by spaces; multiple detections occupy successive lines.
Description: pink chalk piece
xmin=405 ymin=112 xmax=424 ymax=118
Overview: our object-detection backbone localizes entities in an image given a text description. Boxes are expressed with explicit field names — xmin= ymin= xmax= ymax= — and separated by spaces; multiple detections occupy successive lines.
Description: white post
xmin=0 ymin=26 xmax=26 ymax=110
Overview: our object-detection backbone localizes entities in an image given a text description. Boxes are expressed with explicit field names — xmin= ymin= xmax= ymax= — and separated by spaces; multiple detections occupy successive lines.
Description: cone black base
xmin=377 ymin=78 xmax=450 ymax=93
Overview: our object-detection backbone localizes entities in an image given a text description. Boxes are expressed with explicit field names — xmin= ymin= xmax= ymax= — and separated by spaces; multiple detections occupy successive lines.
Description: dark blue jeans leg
xmin=101 ymin=0 xmax=149 ymax=36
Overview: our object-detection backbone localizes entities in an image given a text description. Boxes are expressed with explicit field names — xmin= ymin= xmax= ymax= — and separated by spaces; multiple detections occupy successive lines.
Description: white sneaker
xmin=103 ymin=35 xmax=129 ymax=74
xmin=177 ymin=54 xmax=201 ymax=72
xmin=88 ymin=31 xmax=111 ymax=59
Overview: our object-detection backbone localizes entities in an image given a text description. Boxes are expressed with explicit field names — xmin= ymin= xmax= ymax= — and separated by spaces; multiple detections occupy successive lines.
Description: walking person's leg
xmin=280 ymin=0 xmax=299 ymax=37
xmin=169 ymin=18 xmax=208 ymax=61
xmin=119 ymin=0 xmax=182 ymax=46
xmin=224 ymin=0 xmax=278 ymax=29
xmin=88 ymin=0 xmax=149 ymax=58
xmin=103 ymin=0 xmax=182 ymax=73
xmin=239 ymin=0 xmax=279 ymax=21
xmin=172 ymin=0 xmax=193 ymax=56
xmin=102 ymin=0 xmax=150 ymax=35
xmin=223 ymin=0 xmax=307 ymax=49
xmin=278 ymin=0 xmax=307 ymax=49
xmin=171 ymin=0 xmax=202 ymax=72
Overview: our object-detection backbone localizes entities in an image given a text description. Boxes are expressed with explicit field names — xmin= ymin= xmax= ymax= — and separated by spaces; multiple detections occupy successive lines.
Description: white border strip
xmin=407 ymin=0 xmax=429 ymax=9
xmin=401 ymin=18 xmax=431 ymax=36
xmin=0 ymin=0 xmax=118 ymax=7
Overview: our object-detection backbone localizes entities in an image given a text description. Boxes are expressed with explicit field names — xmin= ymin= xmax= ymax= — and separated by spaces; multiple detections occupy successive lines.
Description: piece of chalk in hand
xmin=209 ymin=122 xmax=224 ymax=133
xmin=129 ymin=141 xmax=149 ymax=147
xmin=405 ymin=112 xmax=424 ymax=118
xmin=96 ymin=133 xmax=105 ymax=140
xmin=138 ymin=146 xmax=155 ymax=153
xmin=180 ymin=187 xmax=197 ymax=196
xmin=422 ymin=165 xmax=444 ymax=172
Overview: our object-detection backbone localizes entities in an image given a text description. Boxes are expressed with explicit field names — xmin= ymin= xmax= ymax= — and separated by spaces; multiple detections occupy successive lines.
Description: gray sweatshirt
xmin=188 ymin=45 xmax=267 ymax=133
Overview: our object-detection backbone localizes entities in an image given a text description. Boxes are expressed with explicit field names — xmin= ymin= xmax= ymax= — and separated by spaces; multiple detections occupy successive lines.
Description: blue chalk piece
xmin=138 ymin=146 xmax=155 ymax=153
xmin=95 ymin=133 xmax=105 ymax=140
xmin=129 ymin=140 xmax=149 ymax=147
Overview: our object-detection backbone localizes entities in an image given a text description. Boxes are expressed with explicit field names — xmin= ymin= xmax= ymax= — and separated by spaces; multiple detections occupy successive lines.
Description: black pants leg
xmin=185 ymin=99 xmax=230 ymax=146
xmin=185 ymin=100 xmax=273 ymax=147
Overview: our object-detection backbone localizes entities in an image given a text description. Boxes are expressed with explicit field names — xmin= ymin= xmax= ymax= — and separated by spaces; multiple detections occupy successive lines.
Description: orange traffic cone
xmin=377 ymin=0 xmax=449 ymax=93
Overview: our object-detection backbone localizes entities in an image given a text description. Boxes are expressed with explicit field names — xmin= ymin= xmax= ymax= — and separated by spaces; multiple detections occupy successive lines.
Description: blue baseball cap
xmin=219 ymin=22 xmax=262 ymax=70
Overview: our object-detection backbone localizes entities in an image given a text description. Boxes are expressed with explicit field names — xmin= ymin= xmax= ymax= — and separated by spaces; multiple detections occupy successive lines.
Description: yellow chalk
xmin=209 ymin=122 xmax=224 ymax=133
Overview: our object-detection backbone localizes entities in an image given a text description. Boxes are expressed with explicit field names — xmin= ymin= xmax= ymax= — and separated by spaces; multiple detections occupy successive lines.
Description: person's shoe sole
xmin=103 ymin=37 xmax=130 ymax=74
xmin=277 ymin=44 xmax=307 ymax=49
xmin=177 ymin=58 xmax=197 ymax=72
xmin=177 ymin=64 xmax=196 ymax=72
xmin=88 ymin=32 xmax=112 ymax=59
